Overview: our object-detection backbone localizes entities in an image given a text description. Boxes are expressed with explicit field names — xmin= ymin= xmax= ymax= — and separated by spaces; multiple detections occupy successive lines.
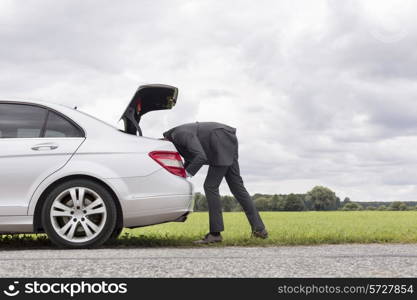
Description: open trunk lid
xmin=121 ymin=84 xmax=178 ymax=136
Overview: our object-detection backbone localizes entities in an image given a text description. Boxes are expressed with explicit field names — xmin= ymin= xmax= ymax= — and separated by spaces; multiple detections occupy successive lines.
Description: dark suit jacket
xmin=163 ymin=122 xmax=238 ymax=176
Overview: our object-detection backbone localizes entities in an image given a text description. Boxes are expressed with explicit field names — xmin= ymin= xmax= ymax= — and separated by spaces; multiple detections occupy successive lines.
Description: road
xmin=0 ymin=244 xmax=417 ymax=277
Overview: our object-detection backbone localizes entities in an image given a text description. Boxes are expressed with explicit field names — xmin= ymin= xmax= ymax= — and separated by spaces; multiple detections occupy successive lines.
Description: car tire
xmin=106 ymin=226 xmax=124 ymax=244
xmin=42 ymin=179 xmax=117 ymax=248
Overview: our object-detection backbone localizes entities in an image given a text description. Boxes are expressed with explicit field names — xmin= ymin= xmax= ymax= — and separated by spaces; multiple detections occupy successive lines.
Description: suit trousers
xmin=203 ymin=158 xmax=265 ymax=233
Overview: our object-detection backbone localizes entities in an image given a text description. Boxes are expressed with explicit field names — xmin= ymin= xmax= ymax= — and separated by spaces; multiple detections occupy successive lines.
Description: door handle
xmin=31 ymin=143 xmax=59 ymax=151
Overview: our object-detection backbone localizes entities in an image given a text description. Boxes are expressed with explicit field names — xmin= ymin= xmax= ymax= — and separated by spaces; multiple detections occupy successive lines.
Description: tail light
xmin=149 ymin=151 xmax=186 ymax=178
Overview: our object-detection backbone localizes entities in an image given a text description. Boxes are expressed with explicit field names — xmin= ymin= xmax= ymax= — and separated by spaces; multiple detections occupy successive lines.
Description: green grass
xmin=117 ymin=211 xmax=417 ymax=247
xmin=2 ymin=211 xmax=417 ymax=248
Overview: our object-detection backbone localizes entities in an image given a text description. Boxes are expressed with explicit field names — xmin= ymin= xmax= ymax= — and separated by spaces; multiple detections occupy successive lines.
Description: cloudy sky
xmin=1 ymin=0 xmax=416 ymax=202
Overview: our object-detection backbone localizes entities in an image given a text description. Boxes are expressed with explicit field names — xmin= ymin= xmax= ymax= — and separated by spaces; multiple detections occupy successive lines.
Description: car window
xmin=44 ymin=111 xmax=83 ymax=138
xmin=0 ymin=103 xmax=47 ymax=138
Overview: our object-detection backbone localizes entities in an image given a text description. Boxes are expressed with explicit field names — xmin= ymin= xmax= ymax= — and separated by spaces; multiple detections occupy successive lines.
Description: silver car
xmin=0 ymin=84 xmax=193 ymax=248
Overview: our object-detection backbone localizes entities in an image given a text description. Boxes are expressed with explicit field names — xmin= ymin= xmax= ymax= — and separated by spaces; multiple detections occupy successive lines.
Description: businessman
xmin=163 ymin=122 xmax=268 ymax=244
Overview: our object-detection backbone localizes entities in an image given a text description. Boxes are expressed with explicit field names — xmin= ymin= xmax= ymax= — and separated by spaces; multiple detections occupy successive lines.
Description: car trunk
xmin=121 ymin=84 xmax=178 ymax=136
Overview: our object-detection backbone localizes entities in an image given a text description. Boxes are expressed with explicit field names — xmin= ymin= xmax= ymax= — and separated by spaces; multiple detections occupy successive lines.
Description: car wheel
xmin=42 ymin=179 xmax=117 ymax=248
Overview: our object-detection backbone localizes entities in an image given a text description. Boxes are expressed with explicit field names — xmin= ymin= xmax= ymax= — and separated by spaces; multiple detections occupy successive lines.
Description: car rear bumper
xmin=106 ymin=168 xmax=194 ymax=228
xmin=123 ymin=194 xmax=193 ymax=228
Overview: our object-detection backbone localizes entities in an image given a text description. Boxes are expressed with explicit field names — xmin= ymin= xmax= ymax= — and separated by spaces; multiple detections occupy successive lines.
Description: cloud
xmin=1 ymin=0 xmax=416 ymax=202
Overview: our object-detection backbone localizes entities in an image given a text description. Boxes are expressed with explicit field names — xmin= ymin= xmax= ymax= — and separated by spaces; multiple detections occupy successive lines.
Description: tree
xmin=252 ymin=193 xmax=267 ymax=201
xmin=342 ymin=197 xmax=351 ymax=205
xmin=279 ymin=194 xmax=305 ymax=211
xmin=389 ymin=201 xmax=408 ymax=211
xmin=271 ymin=194 xmax=280 ymax=211
xmin=399 ymin=203 xmax=409 ymax=211
xmin=193 ymin=192 xmax=207 ymax=211
xmin=377 ymin=205 xmax=387 ymax=211
xmin=306 ymin=186 xmax=338 ymax=211
xmin=367 ymin=206 xmax=376 ymax=210
xmin=304 ymin=195 xmax=311 ymax=210
xmin=255 ymin=197 xmax=273 ymax=211
xmin=275 ymin=197 xmax=285 ymax=211
xmin=221 ymin=196 xmax=236 ymax=212
xmin=335 ymin=197 xmax=341 ymax=209
xmin=342 ymin=202 xmax=363 ymax=211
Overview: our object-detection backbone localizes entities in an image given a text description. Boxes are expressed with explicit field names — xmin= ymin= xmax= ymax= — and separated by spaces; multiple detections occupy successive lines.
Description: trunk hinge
xmin=125 ymin=107 xmax=143 ymax=136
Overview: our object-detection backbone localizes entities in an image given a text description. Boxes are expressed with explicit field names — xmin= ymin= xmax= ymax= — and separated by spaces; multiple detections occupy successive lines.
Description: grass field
xmin=118 ymin=211 xmax=417 ymax=247
xmin=2 ymin=211 xmax=417 ymax=248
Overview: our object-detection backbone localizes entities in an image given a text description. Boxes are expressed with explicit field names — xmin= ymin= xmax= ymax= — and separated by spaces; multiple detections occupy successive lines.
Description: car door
xmin=0 ymin=102 xmax=85 ymax=215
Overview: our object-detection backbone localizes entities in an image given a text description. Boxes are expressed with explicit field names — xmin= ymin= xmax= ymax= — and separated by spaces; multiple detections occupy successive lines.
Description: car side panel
xmin=0 ymin=138 xmax=84 ymax=215
xmin=0 ymin=216 xmax=33 ymax=233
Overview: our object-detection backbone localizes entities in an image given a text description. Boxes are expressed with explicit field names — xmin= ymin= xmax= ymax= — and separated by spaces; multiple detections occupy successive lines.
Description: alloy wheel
xmin=50 ymin=187 xmax=107 ymax=243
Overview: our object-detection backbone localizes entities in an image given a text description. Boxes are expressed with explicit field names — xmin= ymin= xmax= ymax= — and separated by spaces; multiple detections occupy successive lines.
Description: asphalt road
xmin=1 ymin=244 xmax=417 ymax=277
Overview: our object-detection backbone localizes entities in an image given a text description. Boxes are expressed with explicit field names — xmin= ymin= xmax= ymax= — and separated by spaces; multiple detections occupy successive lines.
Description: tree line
xmin=193 ymin=186 xmax=417 ymax=211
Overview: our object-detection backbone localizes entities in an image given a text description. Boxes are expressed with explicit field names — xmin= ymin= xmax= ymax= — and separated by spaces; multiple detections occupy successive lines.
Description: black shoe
xmin=194 ymin=233 xmax=223 ymax=244
xmin=252 ymin=229 xmax=268 ymax=239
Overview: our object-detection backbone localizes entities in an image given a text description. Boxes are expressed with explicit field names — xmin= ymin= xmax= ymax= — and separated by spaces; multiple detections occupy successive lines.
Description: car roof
xmin=0 ymin=98 xmax=71 ymax=109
